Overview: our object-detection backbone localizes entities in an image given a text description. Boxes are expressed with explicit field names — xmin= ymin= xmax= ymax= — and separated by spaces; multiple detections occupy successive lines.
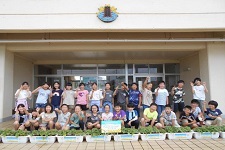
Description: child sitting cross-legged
xmin=86 ymin=105 xmax=101 ymax=129
xmin=140 ymin=103 xmax=159 ymax=127
xmin=70 ymin=105 xmax=85 ymax=130
xmin=55 ymin=104 xmax=71 ymax=130
xmin=179 ymin=105 xmax=198 ymax=129
xmin=124 ymin=103 xmax=139 ymax=129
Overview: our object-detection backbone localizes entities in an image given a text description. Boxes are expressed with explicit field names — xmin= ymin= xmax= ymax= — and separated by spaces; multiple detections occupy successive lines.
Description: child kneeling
xmin=179 ymin=105 xmax=198 ymax=129
xmin=141 ymin=103 xmax=160 ymax=127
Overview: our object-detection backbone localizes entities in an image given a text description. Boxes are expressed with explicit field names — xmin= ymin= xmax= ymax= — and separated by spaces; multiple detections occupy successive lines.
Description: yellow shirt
xmin=144 ymin=108 xmax=158 ymax=120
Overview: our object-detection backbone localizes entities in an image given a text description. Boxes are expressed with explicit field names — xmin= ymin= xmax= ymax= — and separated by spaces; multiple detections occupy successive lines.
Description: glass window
xmin=165 ymin=63 xmax=180 ymax=73
xmin=34 ymin=65 xmax=62 ymax=75
xmin=149 ymin=64 xmax=163 ymax=73
xmin=34 ymin=77 xmax=46 ymax=88
xmin=47 ymin=77 xmax=61 ymax=87
xmin=128 ymin=64 xmax=133 ymax=74
xmin=98 ymin=76 xmax=125 ymax=91
xmin=135 ymin=64 xmax=149 ymax=73
xmin=98 ymin=64 xmax=125 ymax=74
xmin=150 ymin=77 xmax=163 ymax=92
xmin=63 ymin=64 xmax=97 ymax=75
xmin=165 ymin=75 xmax=180 ymax=90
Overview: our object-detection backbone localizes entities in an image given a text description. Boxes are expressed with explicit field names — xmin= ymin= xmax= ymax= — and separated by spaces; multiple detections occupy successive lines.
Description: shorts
xmin=39 ymin=123 xmax=48 ymax=127
xmin=68 ymin=105 xmax=75 ymax=109
xmin=59 ymin=122 xmax=70 ymax=127
xmin=162 ymin=118 xmax=180 ymax=127
xmin=145 ymin=120 xmax=158 ymax=126
xmin=76 ymin=104 xmax=88 ymax=111
xmin=174 ymin=102 xmax=185 ymax=112
xmin=36 ymin=103 xmax=46 ymax=108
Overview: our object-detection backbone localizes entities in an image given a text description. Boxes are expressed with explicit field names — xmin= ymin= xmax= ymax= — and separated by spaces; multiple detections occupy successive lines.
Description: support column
xmin=0 ymin=45 xmax=14 ymax=122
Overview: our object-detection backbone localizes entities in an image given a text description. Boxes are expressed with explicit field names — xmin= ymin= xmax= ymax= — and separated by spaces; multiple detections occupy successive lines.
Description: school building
xmin=0 ymin=0 xmax=225 ymax=122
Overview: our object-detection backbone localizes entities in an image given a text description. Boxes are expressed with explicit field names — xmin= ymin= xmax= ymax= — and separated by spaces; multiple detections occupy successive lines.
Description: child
xmin=13 ymin=104 xmax=29 ymax=130
xmin=102 ymin=83 xmax=114 ymax=113
xmin=204 ymin=100 xmax=222 ymax=126
xmin=142 ymin=77 xmax=153 ymax=111
xmin=39 ymin=104 xmax=56 ymax=130
xmin=179 ymin=105 xmax=198 ymax=129
xmin=141 ymin=103 xmax=158 ymax=127
xmin=113 ymin=103 xmax=126 ymax=126
xmin=55 ymin=104 xmax=71 ymax=130
xmin=15 ymin=82 xmax=32 ymax=110
xmin=86 ymin=105 xmax=101 ymax=129
xmin=155 ymin=81 xmax=169 ymax=120
xmin=113 ymin=82 xmax=129 ymax=111
xmin=125 ymin=103 xmax=139 ymax=129
xmin=171 ymin=80 xmax=185 ymax=117
xmin=24 ymin=108 xmax=40 ymax=131
xmin=190 ymin=78 xmax=208 ymax=111
xmin=32 ymin=82 xmax=51 ymax=112
xmin=70 ymin=105 xmax=85 ymax=130
xmin=62 ymin=83 xmax=75 ymax=112
xmin=75 ymin=83 xmax=89 ymax=115
xmin=89 ymin=82 xmax=103 ymax=112
xmin=191 ymin=99 xmax=204 ymax=126
xmin=123 ymin=82 xmax=142 ymax=117
xmin=50 ymin=82 xmax=63 ymax=109
xmin=158 ymin=104 xmax=180 ymax=128
xmin=101 ymin=104 xmax=113 ymax=121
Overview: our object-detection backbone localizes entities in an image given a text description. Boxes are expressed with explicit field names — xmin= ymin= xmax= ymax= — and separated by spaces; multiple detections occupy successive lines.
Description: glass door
xmin=135 ymin=76 xmax=163 ymax=92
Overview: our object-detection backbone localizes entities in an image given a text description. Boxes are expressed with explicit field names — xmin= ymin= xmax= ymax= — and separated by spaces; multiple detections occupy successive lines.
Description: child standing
xmin=142 ymin=77 xmax=153 ymax=111
xmin=13 ymin=104 xmax=29 ymax=130
xmin=141 ymin=103 xmax=158 ymax=127
xmin=39 ymin=104 xmax=56 ymax=130
xmin=15 ymin=82 xmax=32 ymax=110
xmin=89 ymin=82 xmax=103 ymax=112
xmin=75 ymin=83 xmax=89 ymax=115
xmin=124 ymin=83 xmax=142 ymax=117
xmin=101 ymin=105 xmax=113 ymax=121
xmin=125 ymin=103 xmax=139 ymax=129
xmin=171 ymin=80 xmax=185 ymax=117
xmin=62 ymin=83 xmax=75 ymax=112
xmin=55 ymin=104 xmax=71 ymax=130
xmin=70 ymin=105 xmax=85 ymax=130
xmin=190 ymin=78 xmax=208 ymax=111
xmin=113 ymin=82 xmax=129 ymax=111
xmin=155 ymin=81 xmax=169 ymax=120
xmin=102 ymin=83 xmax=114 ymax=113
xmin=113 ymin=103 xmax=126 ymax=126
xmin=32 ymin=82 xmax=51 ymax=112
xmin=50 ymin=82 xmax=63 ymax=109
xmin=179 ymin=105 xmax=198 ymax=129
xmin=204 ymin=100 xmax=222 ymax=126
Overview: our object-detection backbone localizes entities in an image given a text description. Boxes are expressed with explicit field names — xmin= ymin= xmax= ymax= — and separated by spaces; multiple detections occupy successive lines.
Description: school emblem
xmin=97 ymin=5 xmax=118 ymax=23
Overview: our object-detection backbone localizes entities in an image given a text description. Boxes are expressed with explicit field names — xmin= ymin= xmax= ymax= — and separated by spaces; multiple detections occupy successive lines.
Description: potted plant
xmin=165 ymin=126 xmax=193 ymax=140
xmin=57 ymin=130 xmax=84 ymax=143
xmin=85 ymin=128 xmax=111 ymax=142
xmin=139 ymin=127 xmax=166 ymax=141
xmin=219 ymin=125 xmax=225 ymax=138
xmin=0 ymin=130 xmax=2 ymax=142
xmin=193 ymin=126 xmax=220 ymax=139
xmin=29 ymin=130 xmax=57 ymax=143
xmin=1 ymin=129 xmax=29 ymax=143
xmin=114 ymin=127 xmax=139 ymax=141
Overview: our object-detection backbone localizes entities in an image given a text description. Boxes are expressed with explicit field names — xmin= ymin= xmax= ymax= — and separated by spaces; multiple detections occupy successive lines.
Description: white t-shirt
xmin=102 ymin=112 xmax=113 ymax=121
xmin=142 ymin=88 xmax=153 ymax=106
xmin=193 ymin=85 xmax=205 ymax=100
xmin=161 ymin=110 xmax=179 ymax=127
xmin=40 ymin=111 xmax=56 ymax=124
xmin=36 ymin=88 xmax=51 ymax=104
xmin=89 ymin=90 xmax=103 ymax=101
xmin=15 ymin=89 xmax=31 ymax=100
xmin=155 ymin=88 xmax=169 ymax=105
xmin=57 ymin=111 xmax=71 ymax=124
xmin=192 ymin=107 xmax=201 ymax=118
xmin=62 ymin=90 xmax=75 ymax=105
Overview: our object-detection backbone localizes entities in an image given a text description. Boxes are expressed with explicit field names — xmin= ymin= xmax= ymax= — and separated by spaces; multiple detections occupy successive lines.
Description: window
xmin=34 ymin=65 xmax=62 ymax=75
xmin=149 ymin=64 xmax=163 ymax=73
xmin=165 ymin=63 xmax=180 ymax=73
xmin=135 ymin=64 xmax=148 ymax=73
xmin=98 ymin=64 xmax=125 ymax=74
xmin=63 ymin=64 xmax=97 ymax=75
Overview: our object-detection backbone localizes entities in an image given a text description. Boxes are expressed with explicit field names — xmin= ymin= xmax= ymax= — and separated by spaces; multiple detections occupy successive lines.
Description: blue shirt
xmin=125 ymin=110 xmax=138 ymax=122
xmin=128 ymin=90 xmax=142 ymax=106
xmin=36 ymin=88 xmax=51 ymax=104
xmin=205 ymin=108 xmax=222 ymax=120
xmin=51 ymin=89 xmax=63 ymax=106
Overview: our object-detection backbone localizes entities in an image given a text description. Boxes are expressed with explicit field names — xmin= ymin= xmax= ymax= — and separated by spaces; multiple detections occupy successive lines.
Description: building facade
xmin=0 ymin=0 xmax=225 ymax=122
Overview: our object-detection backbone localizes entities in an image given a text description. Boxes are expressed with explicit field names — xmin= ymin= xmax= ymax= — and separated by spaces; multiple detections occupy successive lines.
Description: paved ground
xmin=1 ymin=120 xmax=225 ymax=150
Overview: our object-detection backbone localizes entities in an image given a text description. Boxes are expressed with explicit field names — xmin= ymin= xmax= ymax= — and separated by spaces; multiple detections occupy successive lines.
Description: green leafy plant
xmin=220 ymin=126 xmax=225 ymax=132
xmin=165 ymin=126 xmax=191 ymax=133
xmin=139 ymin=127 xmax=166 ymax=134
xmin=193 ymin=126 xmax=220 ymax=133
xmin=31 ymin=130 xmax=58 ymax=137
xmin=121 ymin=127 xmax=139 ymax=135
xmin=85 ymin=128 xmax=104 ymax=136
xmin=58 ymin=130 xmax=84 ymax=136
xmin=1 ymin=129 xmax=29 ymax=137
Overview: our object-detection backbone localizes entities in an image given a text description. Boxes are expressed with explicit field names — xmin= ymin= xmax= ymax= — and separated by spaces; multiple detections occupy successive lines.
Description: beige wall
xmin=13 ymin=55 xmax=34 ymax=109
xmin=180 ymin=53 xmax=200 ymax=105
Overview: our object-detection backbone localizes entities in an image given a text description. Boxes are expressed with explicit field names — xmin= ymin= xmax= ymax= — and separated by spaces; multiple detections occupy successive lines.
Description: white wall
xmin=0 ymin=0 xmax=225 ymax=32
xmin=180 ymin=53 xmax=200 ymax=105
xmin=13 ymin=55 xmax=34 ymax=109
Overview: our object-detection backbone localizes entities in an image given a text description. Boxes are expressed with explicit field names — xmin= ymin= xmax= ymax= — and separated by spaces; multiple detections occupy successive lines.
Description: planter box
xmin=194 ymin=132 xmax=219 ymax=139
xmin=140 ymin=133 xmax=166 ymax=141
xmin=85 ymin=135 xmax=111 ymax=142
xmin=220 ymin=132 xmax=225 ymax=138
xmin=57 ymin=136 xmax=83 ymax=143
xmin=114 ymin=134 xmax=139 ymax=141
xmin=2 ymin=136 xmax=28 ymax=143
xmin=29 ymin=136 xmax=56 ymax=143
xmin=167 ymin=133 xmax=193 ymax=140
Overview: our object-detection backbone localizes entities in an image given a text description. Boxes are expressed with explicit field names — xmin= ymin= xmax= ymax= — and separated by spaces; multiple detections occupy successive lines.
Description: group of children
xmin=13 ymin=77 xmax=223 ymax=131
